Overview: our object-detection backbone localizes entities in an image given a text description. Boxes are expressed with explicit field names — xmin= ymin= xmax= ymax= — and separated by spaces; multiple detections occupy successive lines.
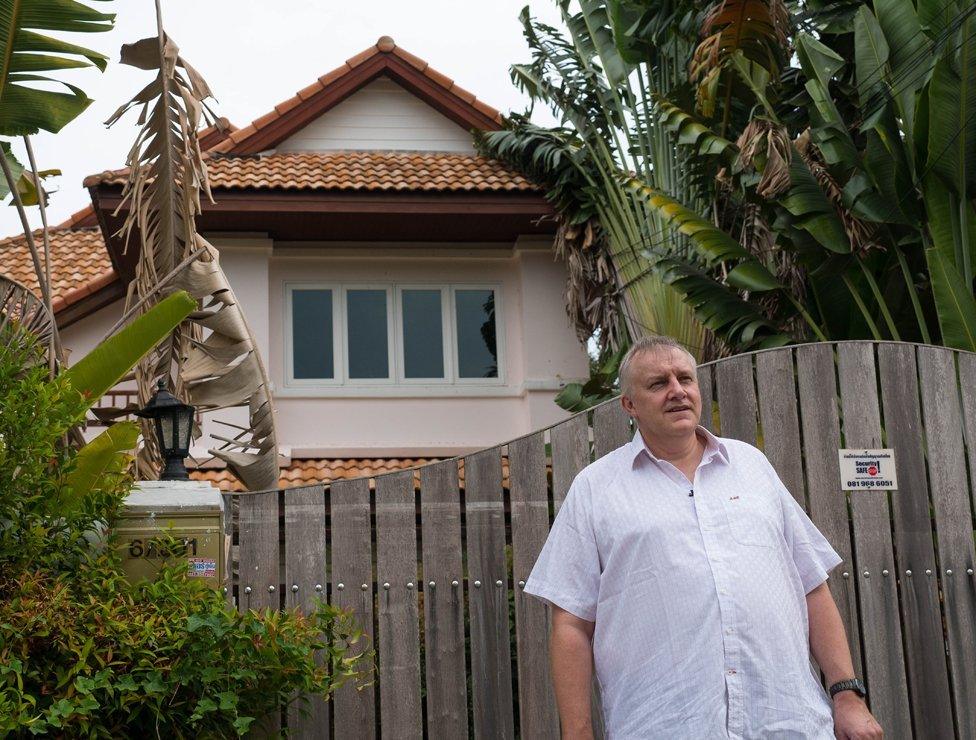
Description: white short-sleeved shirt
xmin=525 ymin=428 xmax=842 ymax=739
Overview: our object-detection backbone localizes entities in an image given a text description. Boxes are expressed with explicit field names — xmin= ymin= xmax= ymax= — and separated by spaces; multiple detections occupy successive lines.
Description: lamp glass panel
xmin=158 ymin=413 xmax=176 ymax=451
xmin=177 ymin=408 xmax=193 ymax=451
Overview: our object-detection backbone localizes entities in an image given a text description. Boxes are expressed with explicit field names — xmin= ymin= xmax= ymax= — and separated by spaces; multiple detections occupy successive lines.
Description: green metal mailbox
xmin=118 ymin=481 xmax=227 ymax=589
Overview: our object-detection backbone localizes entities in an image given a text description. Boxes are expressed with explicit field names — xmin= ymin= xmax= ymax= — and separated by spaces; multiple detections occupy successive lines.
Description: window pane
xmin=347 ymin=289 xmax=389 ymax=379
xmin=402 ymin=290 xmax=445 ymax=378
xmin=292 ymin=289 xmax=333 ymax=379
xmin=455 ymin=289 xmax=498 ymax=378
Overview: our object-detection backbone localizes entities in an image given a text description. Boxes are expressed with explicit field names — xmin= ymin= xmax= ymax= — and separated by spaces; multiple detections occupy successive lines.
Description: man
xmin=524 ymin=336 xmax=883 ymax=739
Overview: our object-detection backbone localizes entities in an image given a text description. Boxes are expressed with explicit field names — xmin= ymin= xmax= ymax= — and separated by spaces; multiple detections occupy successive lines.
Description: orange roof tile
xmin=190 ymin=456 xmax=515 ymax=492
xmin=0 ymin=227 xmax=116 ymax=312
xmin=87 ymin=151 xmax=538 ymax=193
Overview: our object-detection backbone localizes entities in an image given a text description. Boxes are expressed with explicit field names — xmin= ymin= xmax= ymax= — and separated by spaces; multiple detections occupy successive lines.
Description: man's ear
xmin=620 ymin=394 xmax=634 ymax=417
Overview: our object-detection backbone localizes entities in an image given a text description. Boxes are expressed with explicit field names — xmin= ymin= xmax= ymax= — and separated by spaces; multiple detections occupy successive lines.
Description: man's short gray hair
xmin=618 ymin=335 xmax=698 ymax=397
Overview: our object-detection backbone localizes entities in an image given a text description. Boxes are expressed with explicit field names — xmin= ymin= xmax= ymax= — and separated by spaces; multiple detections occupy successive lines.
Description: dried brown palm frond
xmin=552 ymin=215 xmax=624 ymax=352
xmin=736 ymin=119 xmax=792 ymax=199
xmin=794 ymin=129 xmax=881 ymax=257
xmin=0 ymin=275 xmax=54 ymax=359
xmin=104 ymin=9 xmax=278 ymax=491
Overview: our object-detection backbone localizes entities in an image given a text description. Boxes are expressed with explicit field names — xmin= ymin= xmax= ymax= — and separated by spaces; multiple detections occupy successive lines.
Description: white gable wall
xmin=276 ymin=78 xmax=476 ymax=153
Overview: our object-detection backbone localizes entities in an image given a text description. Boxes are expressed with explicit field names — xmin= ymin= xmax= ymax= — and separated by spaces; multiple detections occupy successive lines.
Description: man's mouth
xmin=666 ymin=405 xmax=692 ymax=414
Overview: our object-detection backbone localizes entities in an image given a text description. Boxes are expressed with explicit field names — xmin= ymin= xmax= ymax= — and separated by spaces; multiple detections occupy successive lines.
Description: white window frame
xmin=283 ymin=281 xmax=505 ymax=390
xmin=395 ymin=285 xmax=452 ymax=384
xmin=342 ymin=285 xmax=396 ymax=385
xmin=452 ymin=284 xmax=505 ymax=386
xmin=285 ymin=283 xmax=341 ymax=386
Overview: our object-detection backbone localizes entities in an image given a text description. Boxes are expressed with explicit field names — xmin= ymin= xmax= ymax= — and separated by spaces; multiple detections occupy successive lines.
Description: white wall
xmin=276 ymin=78 xmax=476 ymax=153
xmin=267 ymin=243 xmax=588 ymax=455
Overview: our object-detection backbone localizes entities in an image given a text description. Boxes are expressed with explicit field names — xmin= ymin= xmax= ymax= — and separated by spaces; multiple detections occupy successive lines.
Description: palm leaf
xmin=0 ymin=274 xmax=53 ymax=351
xmin=62 ymin=421 xmax=139 ymax=512
xmin=926 ymin=246 xmax=976 ymax=351
xmin=0 ymin=0 xmax=113 ymax=136
xmin=105 ymin=23 xmax=279 ymax=491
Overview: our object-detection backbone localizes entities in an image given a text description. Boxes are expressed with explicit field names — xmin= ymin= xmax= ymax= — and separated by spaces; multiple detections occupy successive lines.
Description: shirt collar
xmin=628 ymin=426 xmax=729 ymax=468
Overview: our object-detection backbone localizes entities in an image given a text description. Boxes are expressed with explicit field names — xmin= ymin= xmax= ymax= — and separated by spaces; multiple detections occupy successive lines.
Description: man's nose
xmin=666 ymin=376 xmax=685 ymax=396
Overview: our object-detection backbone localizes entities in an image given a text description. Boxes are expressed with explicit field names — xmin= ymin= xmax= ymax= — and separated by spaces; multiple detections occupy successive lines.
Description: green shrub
xmin=0 ymin=331 xmax=370 ymax=736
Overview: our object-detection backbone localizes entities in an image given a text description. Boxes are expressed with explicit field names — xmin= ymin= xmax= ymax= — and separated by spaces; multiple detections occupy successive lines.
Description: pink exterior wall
xmin=56 ymin=238 xmax=589 ymax=457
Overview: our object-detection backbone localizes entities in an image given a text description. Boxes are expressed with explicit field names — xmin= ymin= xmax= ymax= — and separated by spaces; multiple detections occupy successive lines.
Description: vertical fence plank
xmin=375 ymin=471 xmax=423 ymax=739
xmin=510 ymin=433 xmax=560 ymax=740
xmin=715 ymin=354 xmax=758 ymax=446
xmin=698 ymin=362 xmax=715 ymax=434
xmin=330 ymin=479 xmax=376 ymax=740
xmin=463 ymin=447 xmax=515 ymax=740
xmin=420 ymin=461 xmax=468 ymax=740
xmin=877 ymin=344 xmax=954 ymax=739
xmin=592 ymin=400 xmax=631 ymax=459
xmin=550 ymin=413 xmax=589 ymax=513
xmin=284 ymin=485 xmax=329 ymax=738
xmin=238 ymin=490 xmax=281 ymax=736
xmin=755 ymin=349 xmax=805 ymax=506
xmin=222 ymin=492 xmax=235 ymax=610
xmin=836 ymin=344 xmax=911 ymax=732
xmin=917 ymin=347 xmax=976 ymax=738
xmin=795 ymin=344 xmax=863 ymax=678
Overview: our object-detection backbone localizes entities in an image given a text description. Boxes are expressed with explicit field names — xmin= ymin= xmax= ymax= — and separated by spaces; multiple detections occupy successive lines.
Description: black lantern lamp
xmin=135 ymin=379 xmax=195 ymax=481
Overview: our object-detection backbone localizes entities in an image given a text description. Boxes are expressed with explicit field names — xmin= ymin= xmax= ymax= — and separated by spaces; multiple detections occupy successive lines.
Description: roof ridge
xmin=207 ymin=35 xmax=503 ymax=156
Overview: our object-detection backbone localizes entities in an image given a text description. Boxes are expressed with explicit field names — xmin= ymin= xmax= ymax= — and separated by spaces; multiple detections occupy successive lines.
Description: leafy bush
xmin=0 ymin=334 xmax=369 ymax=736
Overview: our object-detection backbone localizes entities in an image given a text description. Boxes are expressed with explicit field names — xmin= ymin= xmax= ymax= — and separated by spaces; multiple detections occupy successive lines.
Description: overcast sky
xmin=1 ymin=0 xmax=563 ymax=237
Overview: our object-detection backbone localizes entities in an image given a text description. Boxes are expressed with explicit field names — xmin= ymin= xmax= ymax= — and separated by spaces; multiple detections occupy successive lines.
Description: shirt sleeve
xmin=523 ymin=472 xmax=601 ymax=621
xmin=766 ymin=461 xmax=843 ymax=594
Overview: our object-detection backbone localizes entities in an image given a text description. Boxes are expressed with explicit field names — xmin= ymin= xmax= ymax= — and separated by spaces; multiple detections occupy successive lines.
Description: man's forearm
xmin=806 ymin=581 xmax=856 ymax=685
xmin=551 ymin=618 xmax=595 ymax=738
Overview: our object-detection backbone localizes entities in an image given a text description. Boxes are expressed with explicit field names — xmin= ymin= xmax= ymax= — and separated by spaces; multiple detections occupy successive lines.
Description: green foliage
xmin=63 ymin=290 xmax=197 ymax=410
xmin=0 ymin=0 xmax=114 ymax=136
xmin=0 ymin=558 xmax=367 ymax=736
xmin=0 ymin=331 xmax=370 ymax=736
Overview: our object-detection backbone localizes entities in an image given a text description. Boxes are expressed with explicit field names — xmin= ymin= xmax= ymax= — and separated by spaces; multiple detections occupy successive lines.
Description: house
xmin=2 ymin=36 xmax=589 ymax=490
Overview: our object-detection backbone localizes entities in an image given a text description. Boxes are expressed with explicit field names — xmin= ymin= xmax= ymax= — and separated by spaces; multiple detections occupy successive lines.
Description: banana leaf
xmin=0 ymin=0 xmax=113 ymax=136
xmin=62 ymin=421 xmax=139 ymax=511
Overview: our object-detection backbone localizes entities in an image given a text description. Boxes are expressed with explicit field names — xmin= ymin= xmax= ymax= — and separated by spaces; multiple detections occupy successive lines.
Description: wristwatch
xmin=829 ymin=678 xmax=867 ymax=699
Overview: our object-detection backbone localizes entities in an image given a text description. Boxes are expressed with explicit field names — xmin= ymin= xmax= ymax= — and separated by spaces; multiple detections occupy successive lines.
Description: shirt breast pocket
xmin=722 ymin=490 xmax=782 ymax=548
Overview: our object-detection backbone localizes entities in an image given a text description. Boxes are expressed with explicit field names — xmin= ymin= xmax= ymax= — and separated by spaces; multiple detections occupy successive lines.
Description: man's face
xmin=621 ymin=348 xmax=701 ymax=440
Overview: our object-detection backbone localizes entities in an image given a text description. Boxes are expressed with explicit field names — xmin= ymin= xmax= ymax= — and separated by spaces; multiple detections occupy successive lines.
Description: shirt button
xmin=726 ymin=627 xmax=734 ymax=634
xmin=719 ymin=589 xmax=729 ymax=595
xmin=727 ymin=669 xmax=737 ymax=675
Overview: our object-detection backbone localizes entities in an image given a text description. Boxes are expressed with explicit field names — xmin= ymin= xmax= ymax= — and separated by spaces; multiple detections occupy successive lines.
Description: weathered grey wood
xmin=463 ymin=447 xmax=515 ymax=740
xmin=955 ymin=353 xmax=976 ymax=734
xmin=795 ymin=344 xmax=863 ymax=678
xmin=420 ymin=460 xmax=468 ymax=740
xmin=697 ymin=363 xmax=715 ymax=433
xmin=509 ymin=433 xmax=560 ymax=740
xmin=550 ymin=413 xmax=589 ymax=513
xmin=283 ymin=486 xmax=329 ymax=739
xmin=755 ymin=349 xmax=805 ymax=506
xmin=222 ymin=492 xmax=234 ymax=610
xmin=715 ymin=354 xmax=758 ymax=446
xmin=917 ymin=347 xmax=976 ymax=738
xmin=877 ymin=344 xmax=954 ymax=739
xmin=238 ymin=492 xmax=280 ymax=612
xmin=238 ymin=491 xmax=281 ymax=736
xmin=836 ymin=344 xmax=910 ymax=733
xmin=374 ymin=471 xmax=423 ymax=740
xmin=329 ymin=478 xmax=376 ymax=740
xmin=592 ymin=400 xmax=631 ymax=459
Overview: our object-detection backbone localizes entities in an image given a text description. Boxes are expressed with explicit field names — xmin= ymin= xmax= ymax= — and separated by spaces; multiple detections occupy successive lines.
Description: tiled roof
xmin=208 ymin=35 xmax=502 ymax=156
xmin=87 ymin=151 xmax=537 ymax=193
xmin=190 ymin=456 xmax=514 ymax=492
xmin=0 ymin=225 xmax=116 ymax=313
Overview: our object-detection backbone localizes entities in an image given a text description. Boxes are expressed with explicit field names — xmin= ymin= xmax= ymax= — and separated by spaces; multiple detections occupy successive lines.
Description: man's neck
xmin=639 ymin=427 xmax=706 ymax=482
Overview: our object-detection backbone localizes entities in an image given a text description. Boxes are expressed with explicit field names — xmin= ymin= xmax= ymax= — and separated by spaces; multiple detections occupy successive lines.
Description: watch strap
xmin=829 ymin=678 xmax=867 ymax=699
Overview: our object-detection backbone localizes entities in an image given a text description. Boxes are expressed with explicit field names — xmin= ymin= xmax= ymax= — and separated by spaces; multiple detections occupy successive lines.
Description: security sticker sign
xmin=838 ymin=449 xmax=898 ymax=490
xmin=187 ymin=557 xmax=217 ymax=579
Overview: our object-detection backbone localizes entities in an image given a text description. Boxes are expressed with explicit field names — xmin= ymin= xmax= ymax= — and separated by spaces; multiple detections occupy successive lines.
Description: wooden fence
xmin=227 ymin=342 xmax=976 ymax=739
